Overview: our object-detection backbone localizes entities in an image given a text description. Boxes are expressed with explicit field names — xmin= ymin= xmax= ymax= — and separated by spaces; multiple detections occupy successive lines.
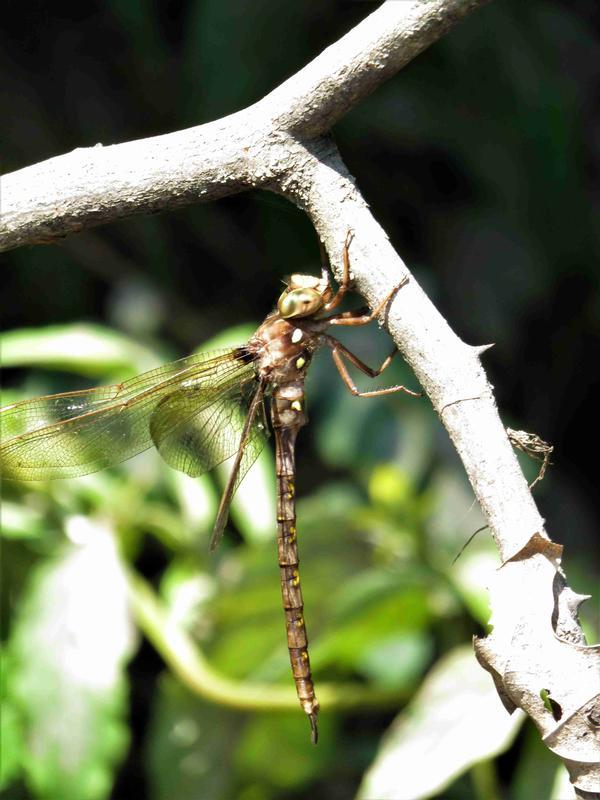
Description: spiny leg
xmin=322 ymin=229 xmax=354 ymax=313
xmin=321 ymin=225 xmax=409 ymax=323
xmin=325 ymin=336 xmax=421 ymax=398
xmin=326 ymin=275 xmax=409 ymax=328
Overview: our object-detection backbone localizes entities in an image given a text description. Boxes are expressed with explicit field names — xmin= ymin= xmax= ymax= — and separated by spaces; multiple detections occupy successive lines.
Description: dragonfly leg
xmin=325 ymin=336 xmax=421 ymax=398
xmin=326 ymin=274 xmax=409 ymax=327
xmin=322 ymin=229 xmax=354 ymax=313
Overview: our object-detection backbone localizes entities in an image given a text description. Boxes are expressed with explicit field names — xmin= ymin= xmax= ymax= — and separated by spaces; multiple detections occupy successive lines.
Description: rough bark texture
xmin=2 ymin=0 xmax=597 ymax=794
xmin=0 ymin=0 xmax=485 ymax=251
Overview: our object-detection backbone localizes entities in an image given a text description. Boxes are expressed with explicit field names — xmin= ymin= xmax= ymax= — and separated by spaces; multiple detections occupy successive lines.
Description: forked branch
xmin=0 ymin=0 xmax=487 ymax=251
xmin=2 ymin=0 xmax=597 ymax=794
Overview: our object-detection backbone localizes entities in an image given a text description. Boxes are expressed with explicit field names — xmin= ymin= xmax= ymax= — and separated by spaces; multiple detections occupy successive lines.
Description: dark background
xmin=1 ymin=1 xmax=598 ymax=799
xmin=2 ymin=0 xmax=598 ymax=570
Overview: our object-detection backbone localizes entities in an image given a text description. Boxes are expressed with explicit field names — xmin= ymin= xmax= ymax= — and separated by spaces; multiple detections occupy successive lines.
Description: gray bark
xmin=0 ymin=0 xmax=485 ymax=251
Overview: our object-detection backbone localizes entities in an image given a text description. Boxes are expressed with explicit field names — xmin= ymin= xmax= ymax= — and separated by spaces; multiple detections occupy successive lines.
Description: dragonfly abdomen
xmin=272 ymin=392 xmax=319 ymax=744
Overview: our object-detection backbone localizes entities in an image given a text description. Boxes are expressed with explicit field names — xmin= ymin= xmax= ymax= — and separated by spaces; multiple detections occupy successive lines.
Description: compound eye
xmin=278 ymin=288 xmax=323 ymax=319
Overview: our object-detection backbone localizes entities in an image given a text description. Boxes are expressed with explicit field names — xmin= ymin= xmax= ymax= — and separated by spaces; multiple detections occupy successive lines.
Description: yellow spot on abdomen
xmin=290 ymin=400 xmax=302 ymax=412
xmin=296 ymin=357 xmax=306 ymax=369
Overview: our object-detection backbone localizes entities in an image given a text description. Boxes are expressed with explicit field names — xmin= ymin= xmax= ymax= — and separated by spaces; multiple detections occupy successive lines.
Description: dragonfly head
xmin=277 ymin=274 xmax=332 ymax=319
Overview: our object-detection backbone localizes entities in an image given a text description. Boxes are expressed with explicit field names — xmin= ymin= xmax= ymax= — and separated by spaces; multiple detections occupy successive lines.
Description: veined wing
xmin=150 ymin=378 xmax=266 ymax=479
xmin=0 ymin=348 xmax=257 ymax=480
xmin=151 ymin=376 xmax=267 ymax=550
xmin=208 ymin=379 xmax=267 ymax=552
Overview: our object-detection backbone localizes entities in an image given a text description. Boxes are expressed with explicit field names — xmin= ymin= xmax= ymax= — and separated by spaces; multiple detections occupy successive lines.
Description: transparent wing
xmin=208 ymin=381 xmax=267 ymax=551
xmin=0 ymin=349 xmax=256 ymax=480
xmin=150 ymin=377 xmax=266 ymax=479
xmin=150 ymin=375 xmax=268 ymax=550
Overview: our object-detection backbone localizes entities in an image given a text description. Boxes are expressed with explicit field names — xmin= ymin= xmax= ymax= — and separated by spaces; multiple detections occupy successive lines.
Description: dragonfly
xmin=0 ymin=232 xmax=419 ymax=743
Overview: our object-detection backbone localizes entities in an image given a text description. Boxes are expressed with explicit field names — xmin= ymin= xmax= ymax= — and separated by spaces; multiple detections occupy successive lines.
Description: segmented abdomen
xmin=271 ymin=386 xmax=319 ymax=743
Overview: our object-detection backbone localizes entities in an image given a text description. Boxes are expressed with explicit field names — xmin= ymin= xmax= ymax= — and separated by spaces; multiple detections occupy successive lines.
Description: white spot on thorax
xmin=291 ymin=328 xmax=303 ymax=343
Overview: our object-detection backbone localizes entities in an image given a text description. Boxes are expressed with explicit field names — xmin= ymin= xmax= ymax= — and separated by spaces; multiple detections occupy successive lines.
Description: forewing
xmin=0 ymin=349 xmax=252 ymax=480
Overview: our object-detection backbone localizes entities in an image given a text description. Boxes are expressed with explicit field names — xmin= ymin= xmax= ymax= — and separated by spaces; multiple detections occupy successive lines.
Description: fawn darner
xmin=0 ymin=233 xmax=419 ymax=743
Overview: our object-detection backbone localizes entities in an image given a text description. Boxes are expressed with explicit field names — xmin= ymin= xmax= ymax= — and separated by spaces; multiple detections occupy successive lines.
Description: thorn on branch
xmin=473 ymin=342 xmax=495 ymax=355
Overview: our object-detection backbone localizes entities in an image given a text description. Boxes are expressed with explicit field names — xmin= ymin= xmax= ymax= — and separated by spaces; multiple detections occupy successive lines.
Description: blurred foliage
xmin=1 ymin=1 xmax=598 ymax=799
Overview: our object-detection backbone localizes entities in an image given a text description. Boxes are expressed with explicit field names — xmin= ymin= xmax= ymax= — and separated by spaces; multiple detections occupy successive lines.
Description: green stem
xmin=127 ymin=566 xmax=409 ymax=713
xmin=470 ymin=759 xmax=500 ymax=800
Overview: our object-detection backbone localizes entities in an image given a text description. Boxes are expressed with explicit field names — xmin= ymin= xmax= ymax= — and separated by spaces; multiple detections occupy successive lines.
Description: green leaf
xmin=160 ymin=560 xmax=216 ymax=631
xmin=196 ymin=324 xmax=256 ymax=353
xmin=425 ymin=468 xmax=487 ymax=563
xmin=368 ymin=463 xmax=414 ymax=509
xmin=550 ymin=765 xmax=578 ymax=800
xmin=0 ymin=325 xmax=159 ymax=377
xmin=0 ymin=651 xmax=26 ymax=790
xmin=313 ymin=586 xmax=432 ymax=675
xmin=145 ymin=675 xmax=240 ymax=800
xmin=449 ymin=549 xmax=500 ymax=627
xmin=166 ymin=471 xmax=218 ymax=548
xmin=218 ymin=446 xmax=275 ymax=547
xmin=235 ymin=712 xmax=333 ymax=789
xmin=356 ymin=632 xmax=434 ymax=691
xmin=5 ymin=517 xmax=136 ymax=800
xmin=357 ymin=645 xmax=525 ymax=800
xmin=539 ymin=688 xmax=562 ymax=721
xmin=0 ymin=501 xmax=46 ymax=540
xmin=511 ymin=720 xmax=568 ymax=800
